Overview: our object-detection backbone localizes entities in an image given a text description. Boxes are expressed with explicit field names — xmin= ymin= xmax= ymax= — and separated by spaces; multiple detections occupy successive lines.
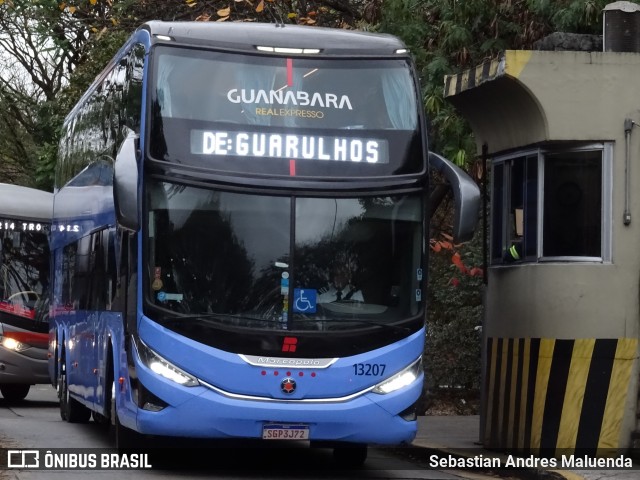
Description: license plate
xmin=262 ymin=423 xmax=310 ymax=440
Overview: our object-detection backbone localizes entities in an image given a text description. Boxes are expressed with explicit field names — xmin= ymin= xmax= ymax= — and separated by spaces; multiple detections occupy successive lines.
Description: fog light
xmin=142 ymin=402 xmax=165 ymax=412
xmin=399 ymin=402 xmax=417 ymax=421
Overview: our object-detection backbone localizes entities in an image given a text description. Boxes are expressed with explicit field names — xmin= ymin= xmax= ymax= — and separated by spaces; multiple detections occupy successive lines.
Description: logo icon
xmin=282 ymin=336 xmax=298 ymax=353
xmin=7 ymin=450 xmax=39 ymax=468
xmin=281 ymin=378 xmax=297 ymax=394
xmin=293 ymin=288 xmax=316 ymax=313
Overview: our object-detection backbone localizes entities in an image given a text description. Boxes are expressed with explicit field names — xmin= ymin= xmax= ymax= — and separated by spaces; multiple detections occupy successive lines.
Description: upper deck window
xmin=153 ymin=47 xmax=416 ymax=130
xmin=148 ymin=45 xmax=424 ymax=177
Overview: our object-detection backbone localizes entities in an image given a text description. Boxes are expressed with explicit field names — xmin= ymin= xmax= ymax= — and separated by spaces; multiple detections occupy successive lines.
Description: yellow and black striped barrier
xmin=444 ymin=51 xmax=533 ymax=98
xmin=483 ymin=337 xmax=638 ymax=456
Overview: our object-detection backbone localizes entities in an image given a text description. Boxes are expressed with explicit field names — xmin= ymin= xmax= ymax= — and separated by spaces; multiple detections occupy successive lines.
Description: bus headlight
xmin=372 ymin=357 xmax=422 ymax=394
xmin=1 ymin=335 xmax=29 ymax=352
xmin=136 ymin=339 xmax=199 ymax=387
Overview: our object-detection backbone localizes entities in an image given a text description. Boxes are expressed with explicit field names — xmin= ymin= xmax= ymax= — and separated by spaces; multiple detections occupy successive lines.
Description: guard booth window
xmin=543 ymin=151 xmax=602 ymax=257
xmin=491 ymin=144 xmax=609 ymax=264
xmin=491 ymin=153 xmax=537 ymax=263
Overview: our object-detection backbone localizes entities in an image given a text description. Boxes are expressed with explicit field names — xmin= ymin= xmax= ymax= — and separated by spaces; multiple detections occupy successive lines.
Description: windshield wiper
xmin=294 ymin=318 xmax=411 ymax=333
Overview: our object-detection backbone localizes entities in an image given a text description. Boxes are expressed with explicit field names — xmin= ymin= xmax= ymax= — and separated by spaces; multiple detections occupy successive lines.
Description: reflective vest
xmin=509 ymin=244 xmax=520 ymax=260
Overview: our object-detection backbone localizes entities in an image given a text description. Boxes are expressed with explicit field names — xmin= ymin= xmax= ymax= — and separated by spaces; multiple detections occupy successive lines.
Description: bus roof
xmin=0 ymin=183 xmax=53 ymax=222
xmin=141 ymin=21 xmax=408 ymax=55
xmin=62 ymin=21 xmax=410 ymax=129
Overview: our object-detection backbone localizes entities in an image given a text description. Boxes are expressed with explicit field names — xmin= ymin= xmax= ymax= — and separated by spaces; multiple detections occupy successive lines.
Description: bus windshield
xmin=0 ymin=222 xmax=49 ymax=328
xmin=148 ymin=45 xmax=424 ymax=176
xmin=145 ymin=180 xmax=423 ymax=332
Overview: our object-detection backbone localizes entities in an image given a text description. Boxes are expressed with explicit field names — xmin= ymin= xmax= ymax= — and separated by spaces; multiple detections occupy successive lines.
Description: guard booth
xmin=444 ymin=3 xmax=640 ymax=458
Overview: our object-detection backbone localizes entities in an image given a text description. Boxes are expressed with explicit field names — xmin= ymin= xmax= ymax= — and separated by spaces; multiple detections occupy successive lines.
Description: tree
xmin=378 ymin=0 xmax=613 ymax=169
xmin=0 ymin=0 xmax=386 ymax=188
xmin=0 ymin=0 xmax=110 ymax=188
xmin=377 ymin=1 xmax=614 ymax=408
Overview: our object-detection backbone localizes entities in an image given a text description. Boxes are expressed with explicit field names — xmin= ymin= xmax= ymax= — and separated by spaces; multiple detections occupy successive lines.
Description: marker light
xmin=136 ymin=339 xmax=199 ymax=387
xmin=372 ymin=357 xmax=422 ymax=394
xmin=395 ymin=48 xmax=408 ymax=54
xmin=256 ymin=46 xmax=321 ymax=54
xmin=154 ymin=34 xmax=173 ymax=42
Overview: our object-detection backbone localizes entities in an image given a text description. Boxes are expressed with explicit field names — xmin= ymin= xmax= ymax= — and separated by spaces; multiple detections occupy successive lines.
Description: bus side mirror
xmin=428 ymin=151 xmax=481 ymax=243
xmin=113 ymin=129 xmax=140 ymax=232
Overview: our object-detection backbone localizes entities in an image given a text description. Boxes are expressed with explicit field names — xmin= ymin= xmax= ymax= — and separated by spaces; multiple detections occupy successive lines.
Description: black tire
xmin=58 ymin=362 xmax=67 ymax=421
xmin=93 ymin=348 xmax=114 ymax=429
xmin=108 ymin=360 xmax=141 ymax=452
xmin=0 ymin=384 xmax=30 ymax=402
xmin=333 ymin=443 xmax=368 ymax=468
xmin=92 ymin=410 xmax=110 ymax=427
xmin=113 ymin=406 xmax=141 ymax=452
xmin=59 ymin=356 xmax=91 ymax=423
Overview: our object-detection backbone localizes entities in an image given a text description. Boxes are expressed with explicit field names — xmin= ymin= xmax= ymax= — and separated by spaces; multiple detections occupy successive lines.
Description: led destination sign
xmin=0 ymin=220 xmax=48 ymax=232
xmin=191 ymin=130 xmax=389 ymax=164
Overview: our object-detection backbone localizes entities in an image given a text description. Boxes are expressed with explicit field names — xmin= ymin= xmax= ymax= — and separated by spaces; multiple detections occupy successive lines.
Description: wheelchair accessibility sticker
xmin=293 ymin=288 xmax=317 ymax=313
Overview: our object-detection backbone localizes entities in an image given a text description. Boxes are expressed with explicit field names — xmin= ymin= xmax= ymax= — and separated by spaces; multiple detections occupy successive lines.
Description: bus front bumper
xmin=0 ymin=346 xmax=49 ymax=385
xmin=134 ymin=375 xmax=422 ymax=445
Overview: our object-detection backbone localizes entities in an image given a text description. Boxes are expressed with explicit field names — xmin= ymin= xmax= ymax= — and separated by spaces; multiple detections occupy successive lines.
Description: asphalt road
xmin=0 ymin=385 xmax=500 ymax=480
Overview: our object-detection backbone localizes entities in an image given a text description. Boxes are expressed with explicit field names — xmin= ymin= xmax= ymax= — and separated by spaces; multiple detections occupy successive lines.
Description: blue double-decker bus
xmin=49 ymin=21 xmax=479 ymax=464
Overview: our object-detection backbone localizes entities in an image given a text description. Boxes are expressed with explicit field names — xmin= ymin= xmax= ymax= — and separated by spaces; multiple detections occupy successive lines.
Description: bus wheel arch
xmin=106 ymin=342 xmax=116 ymax=425
xmin=113 ymin=404 xmax=140 ymax=451
xmin=92 ymin=341 xmax=114 ymax=427
xmin=56 ymin=334 xmax=66 ymax=419
xmin=53 ymin=327 xmax=66 ymax=390
xmin=58 ymin=343 xmax=91 ymax=423
xmin=106 ymin=341 xmax=140 ymax=450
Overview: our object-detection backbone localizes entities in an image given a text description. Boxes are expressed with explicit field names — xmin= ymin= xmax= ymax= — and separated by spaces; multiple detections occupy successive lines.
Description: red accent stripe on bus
xmin=289 ymin=159 xmax=296 ymax=176
xmin=0 ymin=302 xmax=35 ymax=319
xmin=287 ymin=58 xmax=293 ymax=87
xmin=3 ymin=331 xmax=48 ymax=349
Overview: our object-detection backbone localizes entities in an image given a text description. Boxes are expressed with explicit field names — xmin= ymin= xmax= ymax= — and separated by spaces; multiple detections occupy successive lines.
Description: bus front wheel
xmin=0 ymin=384 xmax=30 ymax=402
xmin=113 ymin=412 xmax=141 ymax=452
xmin=333 ymin=443 xmax=368 ymax=468
xmin=108 ymin=371 xmax=140 ymax=451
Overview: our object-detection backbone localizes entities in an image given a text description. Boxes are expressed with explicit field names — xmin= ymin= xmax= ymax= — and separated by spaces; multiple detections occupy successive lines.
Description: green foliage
xmin=536 ymin=0 xmax=607 ymax=32
xmin=1 ymin=0 xmax=380 ymax=188
xmin=425 ymin=228 xmax=484 ymax=392
xmin=58 ymin=29 xmax=130 ymax=113
xmin=1 ymin=0 xmax=632 ymax=188
xmin=0 ymin=95 xmax=39 ymax=187
xmin=378 ymin=0 xmax=619 ymax=167
xmin=32 ymin=100 xmax=65 ymax=191
xmin=376 ymin=0 xmax=624 ymax=402
xmin=35 ymin=141 xmax=60 ymax=191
